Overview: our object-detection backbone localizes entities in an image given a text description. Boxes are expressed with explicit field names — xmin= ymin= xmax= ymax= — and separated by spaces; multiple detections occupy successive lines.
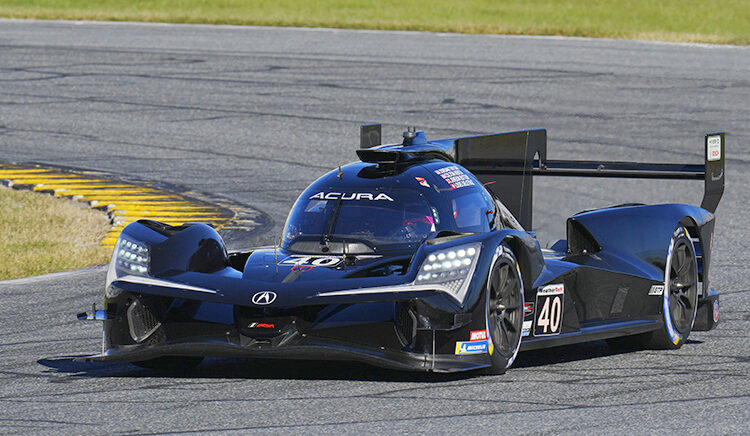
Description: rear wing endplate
xmin=360 ymin=124 xmax=725 ymax=230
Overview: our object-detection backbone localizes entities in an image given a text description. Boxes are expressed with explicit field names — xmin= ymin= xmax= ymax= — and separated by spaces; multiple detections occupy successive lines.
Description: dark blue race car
xmin=78 ymin=125 xmax=724 ymax=374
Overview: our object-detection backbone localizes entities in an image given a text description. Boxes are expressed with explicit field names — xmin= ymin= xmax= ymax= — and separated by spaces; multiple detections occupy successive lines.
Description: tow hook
xmin=77 ymin=302 xmax=109 ymax=321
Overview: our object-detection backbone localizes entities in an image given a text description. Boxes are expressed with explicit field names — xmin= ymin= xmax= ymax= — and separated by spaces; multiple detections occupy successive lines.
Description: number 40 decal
xmin=534 ymin=284 xmax=564 ymax=336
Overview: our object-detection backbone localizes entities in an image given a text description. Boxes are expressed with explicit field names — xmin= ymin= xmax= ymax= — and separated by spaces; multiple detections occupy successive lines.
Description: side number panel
xmin=534 ymin=284 xmax=564 ymax=336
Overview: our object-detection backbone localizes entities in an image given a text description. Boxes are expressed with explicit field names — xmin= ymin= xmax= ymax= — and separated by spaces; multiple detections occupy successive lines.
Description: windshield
xmin=282 ymin=188 xmax=436 ymax=253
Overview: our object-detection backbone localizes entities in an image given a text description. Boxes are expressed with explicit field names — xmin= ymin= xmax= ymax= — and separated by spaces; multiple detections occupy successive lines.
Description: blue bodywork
xmin=80 ymin=127 xmax=723 ymax=373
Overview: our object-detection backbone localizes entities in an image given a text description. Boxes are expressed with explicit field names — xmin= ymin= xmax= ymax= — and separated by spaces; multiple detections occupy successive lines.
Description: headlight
xmin=415 ymin=242 xmax=481 ymax=303
xmin=115 ymin=235 xmax=150 ymax=275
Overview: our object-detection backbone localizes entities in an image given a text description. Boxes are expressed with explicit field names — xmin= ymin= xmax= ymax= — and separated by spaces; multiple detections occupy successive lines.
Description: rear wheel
xmin=484 ymin=246 xmax=524 ymax=374
xmin=607 ymin=227 xmax=699 ymax=350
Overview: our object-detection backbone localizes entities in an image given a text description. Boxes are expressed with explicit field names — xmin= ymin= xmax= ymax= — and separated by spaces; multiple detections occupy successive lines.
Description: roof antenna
xmin=403 ymin=126 xmax=417 ymax=140
xmin=337 ymin=165 xmax=343 ymax=179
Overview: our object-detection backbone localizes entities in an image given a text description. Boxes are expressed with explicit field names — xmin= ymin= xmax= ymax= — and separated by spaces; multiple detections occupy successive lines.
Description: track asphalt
xmin=0 ymin=20 xmax=749 ymax=434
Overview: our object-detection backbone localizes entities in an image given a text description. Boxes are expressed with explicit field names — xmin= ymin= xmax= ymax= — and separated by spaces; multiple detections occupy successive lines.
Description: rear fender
xmin=570 ymin=204 xmax=715 ymax=289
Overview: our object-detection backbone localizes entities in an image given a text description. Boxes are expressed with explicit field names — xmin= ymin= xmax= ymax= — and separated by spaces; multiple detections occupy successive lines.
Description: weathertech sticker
xmin=434 ymin=165 xmax=475 ymax=190
xmin=455 ymin=340 xmax=488 ymax=355
xmin=534 ymin=284 xmax=564 ymax=336
xmin=707 ymin=135 xmax=722 ymax=161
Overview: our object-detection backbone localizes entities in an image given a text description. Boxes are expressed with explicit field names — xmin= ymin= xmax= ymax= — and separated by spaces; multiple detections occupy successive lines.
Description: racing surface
xmin=1 ymin=20 xmax=749 ymax=433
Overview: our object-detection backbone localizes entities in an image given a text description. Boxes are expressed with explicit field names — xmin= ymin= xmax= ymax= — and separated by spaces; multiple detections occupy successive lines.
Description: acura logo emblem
xmin=252 ymin=291 xmax=277 ymax=305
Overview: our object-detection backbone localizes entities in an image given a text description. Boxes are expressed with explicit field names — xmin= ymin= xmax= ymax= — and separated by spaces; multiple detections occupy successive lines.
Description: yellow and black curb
xmin=0 ymin=162 xmax=269 ymax=248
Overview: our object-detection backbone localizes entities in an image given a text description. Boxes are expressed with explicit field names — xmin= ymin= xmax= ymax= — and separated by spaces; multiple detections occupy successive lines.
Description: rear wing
xmin=360 ymin=124 xmax=725 ymax=230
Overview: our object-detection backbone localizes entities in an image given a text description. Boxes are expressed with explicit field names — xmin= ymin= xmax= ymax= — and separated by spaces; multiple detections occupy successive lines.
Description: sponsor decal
xmin=713 ymin=300 xmax=719 ymax=323
xmin=524 ymin=302 xmax=534 ymax=316
xmin=470 ymin=329 xmax=487 ymax=341
xmin=251 ymin=291 xmax=277 ymax=305
xmin=537 ymin=283 xmax=564 ymax=296
xmin=534 ymin=284 xmax=564 ymax=336
xmin=455 ymin=340 xmax=488 ymax=355
xmin=309 ymin=192 xmax=394 ymax=201
xmin=522 ymin=320 xmax=532 ymax=337
xmin=434 ymin=165 xmax=475 ymax=190
xmin=415 ymin=176 xmax=430 ymax=188
xmin=707 ymin=135 xmax=722 ymax=161
xmin=523 ymin=303 xmax=534 ymax=337
xmin=649 ymin=285 xmax=665 ymax=296
xmin=247 ymin=322 xmax=276 ymax=329
xmin=281 ymin=255 xmax=342 ymax=268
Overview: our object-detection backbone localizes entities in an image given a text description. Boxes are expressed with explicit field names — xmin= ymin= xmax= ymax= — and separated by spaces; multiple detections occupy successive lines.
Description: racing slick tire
xmin=607 ymin=227 xmax=699 ymax=350
xmin=484 ymin=245 xmax=524 ymax=374
xmin=131 ymin=356 xmax=204 ymax=371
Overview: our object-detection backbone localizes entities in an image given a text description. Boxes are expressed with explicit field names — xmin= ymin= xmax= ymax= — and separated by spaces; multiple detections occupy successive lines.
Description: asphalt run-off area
xmin=0 ymin=19 xmax=749 ymax=434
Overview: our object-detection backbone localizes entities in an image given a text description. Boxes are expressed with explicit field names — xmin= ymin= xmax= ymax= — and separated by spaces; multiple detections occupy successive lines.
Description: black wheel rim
xmin=488 ymin=261 xmax=522 ymax=354
xmin=668 ymin=238 xmax=698 ymax=333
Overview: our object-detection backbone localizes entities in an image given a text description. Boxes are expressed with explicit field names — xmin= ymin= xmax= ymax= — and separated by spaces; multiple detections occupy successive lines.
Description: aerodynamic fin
xmin=360 ymin=123 xmax=382 ymax=149
xmin=701 ymin=132 xmax=725 ymax=213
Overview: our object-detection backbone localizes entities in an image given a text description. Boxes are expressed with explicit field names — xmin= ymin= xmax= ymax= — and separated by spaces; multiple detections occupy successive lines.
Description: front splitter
xmin=76 ymin=339 xmax=490 ymax=373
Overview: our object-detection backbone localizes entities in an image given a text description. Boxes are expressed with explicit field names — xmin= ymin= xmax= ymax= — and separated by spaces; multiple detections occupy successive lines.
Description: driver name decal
xmin=309 ymin=192 xmax=394 ymax=201
xmin=435 ymin=165 xmax=475 ymax=190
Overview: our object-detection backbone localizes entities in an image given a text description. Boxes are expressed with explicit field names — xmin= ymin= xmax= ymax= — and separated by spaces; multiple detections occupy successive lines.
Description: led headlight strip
xmin=315 ymin=242 xmax=482 ymax=305
xmin=316 ymin=242 xmax=482 ymax=304
xmin=116 ymin=236 xmax=150 ymax=275
xmin=415 ymin=242 xmax=481 ymax=302
xmin=417 ymin=245 xmax=478 ymax=282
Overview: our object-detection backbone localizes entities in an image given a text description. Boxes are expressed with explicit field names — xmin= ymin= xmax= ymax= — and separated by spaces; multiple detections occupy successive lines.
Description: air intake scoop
xmin=356 ymin=149 xmax=402 ymax=164
xmin=356 ymin=129 xmax=455 ymax=165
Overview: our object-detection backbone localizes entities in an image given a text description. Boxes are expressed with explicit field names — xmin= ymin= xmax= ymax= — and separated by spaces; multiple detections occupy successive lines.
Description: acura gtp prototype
xmin=78 ymin=125 xmax=724 ymax=374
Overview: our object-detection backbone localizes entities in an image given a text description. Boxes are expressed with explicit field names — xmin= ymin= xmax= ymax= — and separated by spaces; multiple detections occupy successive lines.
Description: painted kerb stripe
xmin=0 ymin=163 xmax=236 ymax=247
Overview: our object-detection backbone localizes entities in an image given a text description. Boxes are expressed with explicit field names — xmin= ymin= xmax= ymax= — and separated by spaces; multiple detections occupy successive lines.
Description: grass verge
xmin=0 ymin=186 xmax=111 ymax=281
xmin=0 ymin=1 xmax=748 ymax=45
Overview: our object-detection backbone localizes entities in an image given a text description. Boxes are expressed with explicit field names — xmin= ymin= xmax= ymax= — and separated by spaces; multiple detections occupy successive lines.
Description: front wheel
xmin=484 ymin=245 xmax=524 ymax=374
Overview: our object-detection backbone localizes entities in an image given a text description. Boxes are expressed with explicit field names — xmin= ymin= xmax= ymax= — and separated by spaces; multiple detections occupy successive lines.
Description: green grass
xmin=0 ymin=186 xmax=111 ymax=281
xmin=0 ymin=0 xmax=748 ymax=45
